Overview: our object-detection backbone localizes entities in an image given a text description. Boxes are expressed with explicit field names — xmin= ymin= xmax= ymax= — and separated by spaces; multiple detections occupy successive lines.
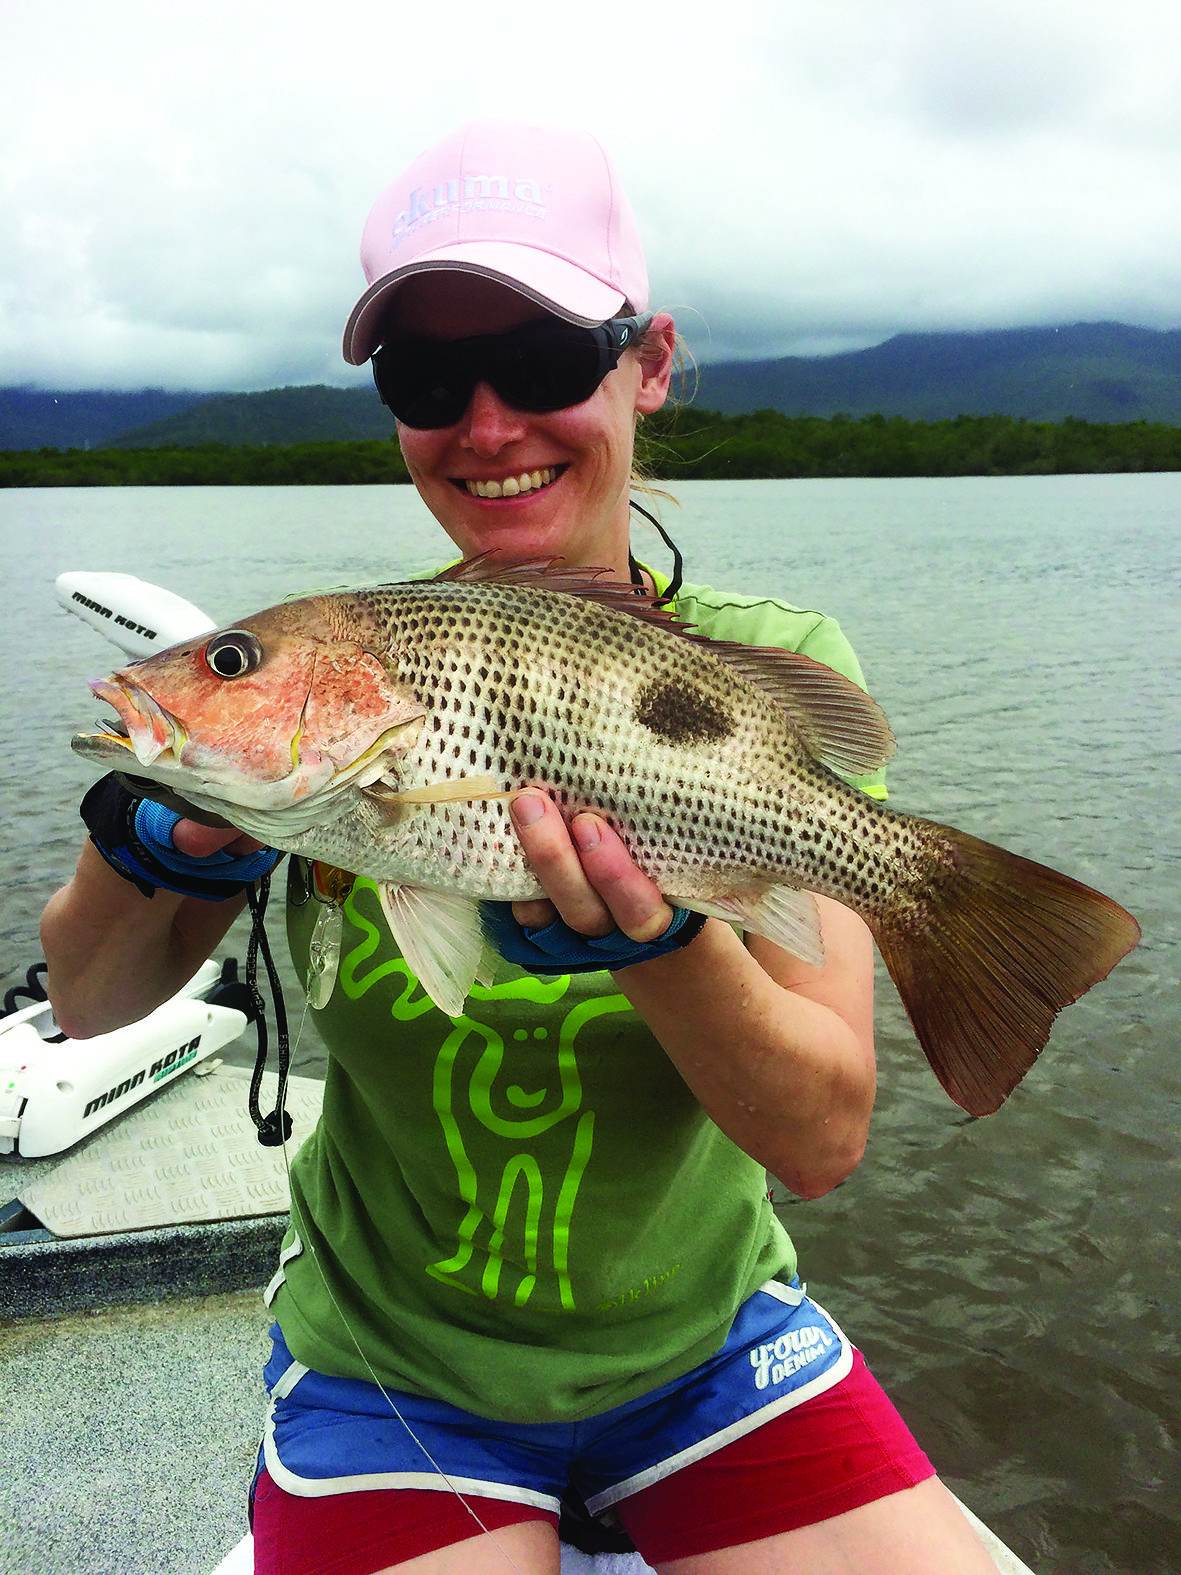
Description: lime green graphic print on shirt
xmin=337 ymin=875 xmax=632 ymax=1312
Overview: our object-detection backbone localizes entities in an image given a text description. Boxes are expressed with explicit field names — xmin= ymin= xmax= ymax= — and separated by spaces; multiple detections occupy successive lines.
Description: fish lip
xmin=88 ymin=676 xmax=188 ymax=767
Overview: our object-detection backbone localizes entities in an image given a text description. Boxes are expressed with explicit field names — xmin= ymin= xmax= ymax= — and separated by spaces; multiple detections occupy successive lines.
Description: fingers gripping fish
xmin=72 ymin=555 xmax=1141 ymax=1118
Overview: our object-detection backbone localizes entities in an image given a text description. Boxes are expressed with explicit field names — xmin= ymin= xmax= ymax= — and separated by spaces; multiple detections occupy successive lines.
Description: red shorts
xmin=251 ymin=1349 xmax=933 ymax=1573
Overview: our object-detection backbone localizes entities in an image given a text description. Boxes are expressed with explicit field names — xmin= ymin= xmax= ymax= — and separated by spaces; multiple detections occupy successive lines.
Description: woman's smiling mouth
xmin=460 ymin=466 xmax=562 ymax=499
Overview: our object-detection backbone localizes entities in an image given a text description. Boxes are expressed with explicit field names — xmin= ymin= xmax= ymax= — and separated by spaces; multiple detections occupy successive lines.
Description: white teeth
xmin=466 ymin=467 xmax=555 ymax=499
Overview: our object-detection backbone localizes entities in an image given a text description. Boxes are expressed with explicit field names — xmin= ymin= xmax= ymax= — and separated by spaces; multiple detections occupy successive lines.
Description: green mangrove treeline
xmin=0 ymin=438 xmax=412 ymax=488
xmin=3 ymin=409 xmax=1180 ymax=488
xmin=638 ymin=407 xmax=1181 ymax=479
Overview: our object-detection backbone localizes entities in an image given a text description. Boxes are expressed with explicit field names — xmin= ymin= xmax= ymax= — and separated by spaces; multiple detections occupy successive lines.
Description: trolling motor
xmin=54 ymin=569 xmax=216 ymax=657
xmin=0 ymin=958 xmax=253 ymax=1158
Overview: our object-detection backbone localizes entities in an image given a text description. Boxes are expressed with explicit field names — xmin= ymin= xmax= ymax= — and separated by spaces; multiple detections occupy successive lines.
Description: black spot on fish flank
xmin=634 ymin=677 xmax=735 ymax=747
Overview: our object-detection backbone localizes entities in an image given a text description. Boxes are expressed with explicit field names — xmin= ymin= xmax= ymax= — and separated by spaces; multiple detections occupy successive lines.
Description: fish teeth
xmin=466 ymin=467 xmax=555 ymax=499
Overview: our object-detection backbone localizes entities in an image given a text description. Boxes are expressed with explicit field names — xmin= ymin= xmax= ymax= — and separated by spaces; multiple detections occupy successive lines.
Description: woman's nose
xmin=459 ymin=381 xmax=529 ymax=455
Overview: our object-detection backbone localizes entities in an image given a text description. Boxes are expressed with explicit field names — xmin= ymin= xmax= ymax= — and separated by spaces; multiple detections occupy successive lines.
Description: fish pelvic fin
xmin=364 ymin=774 xmax=513 ymax=807
xmin=871 ymin=826 xmax=1141 ymax=1117
xmin=375 ymin=883 xmax=491 ymax=1017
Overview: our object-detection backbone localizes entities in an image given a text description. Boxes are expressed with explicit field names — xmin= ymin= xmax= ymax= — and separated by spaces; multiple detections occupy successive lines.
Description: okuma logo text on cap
xmin=390 ymin=173 xmax=549 ymax=249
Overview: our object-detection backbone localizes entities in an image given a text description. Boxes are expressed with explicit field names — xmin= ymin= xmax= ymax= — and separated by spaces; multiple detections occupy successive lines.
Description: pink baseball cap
xmin=342 ymin=119 xmax=649 ymax=365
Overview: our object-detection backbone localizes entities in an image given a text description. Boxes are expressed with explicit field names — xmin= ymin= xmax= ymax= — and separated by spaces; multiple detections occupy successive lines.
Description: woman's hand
xmin=508 ymin=789 xmax=678 ymax=943
xmin=42 ymin=794 xmax=271 ymax=1040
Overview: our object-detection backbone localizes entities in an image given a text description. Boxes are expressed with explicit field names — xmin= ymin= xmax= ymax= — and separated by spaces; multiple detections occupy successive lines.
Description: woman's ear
xmin=634 ymin=313 xmax=677 ymax=415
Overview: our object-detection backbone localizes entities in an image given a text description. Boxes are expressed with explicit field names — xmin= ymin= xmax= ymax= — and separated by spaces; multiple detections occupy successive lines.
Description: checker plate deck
xmin=18 ymin=1066 xmax=322 ymax=1237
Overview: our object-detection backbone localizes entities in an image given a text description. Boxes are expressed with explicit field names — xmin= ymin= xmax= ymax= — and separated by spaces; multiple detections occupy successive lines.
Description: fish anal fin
xmin=375 ymin=883 xmax=488 ymax=1017
xmin=872 ymin=824 xmax=1141 ymax=1116
xmin=678 ymin=886 xmax=825 ymax=970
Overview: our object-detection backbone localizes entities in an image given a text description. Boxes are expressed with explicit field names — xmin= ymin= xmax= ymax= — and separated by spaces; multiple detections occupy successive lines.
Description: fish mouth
xmin=83 ymin=677 xmax=189 ymax=768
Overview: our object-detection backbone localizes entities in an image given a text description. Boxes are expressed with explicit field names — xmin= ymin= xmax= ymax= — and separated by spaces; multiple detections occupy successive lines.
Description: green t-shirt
xmin=269 ymin=580 xmax=884 ymax=1423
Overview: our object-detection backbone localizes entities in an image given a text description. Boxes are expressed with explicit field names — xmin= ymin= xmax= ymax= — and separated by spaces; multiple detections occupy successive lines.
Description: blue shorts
xmin=261 ymin=1280 xmax=852 ymax=1515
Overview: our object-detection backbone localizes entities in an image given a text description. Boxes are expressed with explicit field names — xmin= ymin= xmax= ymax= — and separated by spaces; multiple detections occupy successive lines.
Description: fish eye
xmin=204 ymin=629 xmax=263 ymax=680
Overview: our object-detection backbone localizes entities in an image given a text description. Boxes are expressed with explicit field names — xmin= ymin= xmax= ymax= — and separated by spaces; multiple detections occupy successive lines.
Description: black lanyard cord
xmin=245 ymin=871 xmax=293 ymax=1146
xmin=628 ymin=498 xmax=683 ymax=605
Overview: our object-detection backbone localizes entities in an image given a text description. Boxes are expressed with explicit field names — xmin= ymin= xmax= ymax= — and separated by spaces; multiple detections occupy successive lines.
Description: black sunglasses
xmin=371 ymin=314 xmax=654 ymax=430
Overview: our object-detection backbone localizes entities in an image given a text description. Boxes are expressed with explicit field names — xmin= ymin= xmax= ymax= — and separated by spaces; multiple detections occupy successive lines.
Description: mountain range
xmin=692 ymin=321 xmax=1181 ymax=423
xmin=3 ymin=322 xmax=1179 ymax=452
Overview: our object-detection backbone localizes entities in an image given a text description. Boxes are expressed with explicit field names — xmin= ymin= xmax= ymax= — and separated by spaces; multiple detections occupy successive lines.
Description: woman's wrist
xmin=481 ymin=901 xmax=707 ymax=975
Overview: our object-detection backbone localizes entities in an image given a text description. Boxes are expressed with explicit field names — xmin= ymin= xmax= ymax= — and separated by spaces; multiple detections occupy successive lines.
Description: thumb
xmin=170 ymin=818 xmax=265 ymax=859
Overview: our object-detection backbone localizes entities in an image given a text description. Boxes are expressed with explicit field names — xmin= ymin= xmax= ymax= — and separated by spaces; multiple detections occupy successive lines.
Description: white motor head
xmin=56 ymin=571 xmax=216 ymax=658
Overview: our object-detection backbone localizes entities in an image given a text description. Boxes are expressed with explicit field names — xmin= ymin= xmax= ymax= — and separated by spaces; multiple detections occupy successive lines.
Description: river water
xmin=1 ymin=475 xmax=1177 ymax=1573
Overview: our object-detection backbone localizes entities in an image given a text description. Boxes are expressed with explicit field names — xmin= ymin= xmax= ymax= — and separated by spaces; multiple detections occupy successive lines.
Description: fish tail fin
xmin=872 ymin=825 xmax=1140 ymax=1116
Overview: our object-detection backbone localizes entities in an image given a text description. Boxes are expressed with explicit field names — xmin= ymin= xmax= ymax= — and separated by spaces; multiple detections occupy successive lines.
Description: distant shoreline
xmin=2 ymin=409 xmax=1178 ymax=486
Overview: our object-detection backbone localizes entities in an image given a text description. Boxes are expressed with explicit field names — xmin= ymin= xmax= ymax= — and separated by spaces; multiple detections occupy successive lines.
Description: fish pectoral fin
xmin=375 ymin=883 xmax=487 ymax=1017
xmin=687 ymin=886 xmax=825 ymax=969
xmin=364 ymin=774 xmax=514 ymax=806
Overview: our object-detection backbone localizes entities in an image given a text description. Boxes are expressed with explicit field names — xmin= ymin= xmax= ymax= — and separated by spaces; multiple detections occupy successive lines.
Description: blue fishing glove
xmin=80 ymin=773 xmax=281 ymax=901
xmin=481 ymin=901 xmax=707 ymax=975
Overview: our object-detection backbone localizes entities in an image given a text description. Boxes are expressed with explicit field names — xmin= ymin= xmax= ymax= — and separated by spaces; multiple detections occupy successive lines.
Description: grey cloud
xmin=2 ymin=0 xmax=1178 ymax=392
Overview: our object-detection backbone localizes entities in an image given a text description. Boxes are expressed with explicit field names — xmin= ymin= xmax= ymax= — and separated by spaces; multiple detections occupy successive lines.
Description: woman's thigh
xmin=615 ymin=1348 xmax=934 ymax=1564
xmin=369 ymin=1517 xmax=561 ymax=1575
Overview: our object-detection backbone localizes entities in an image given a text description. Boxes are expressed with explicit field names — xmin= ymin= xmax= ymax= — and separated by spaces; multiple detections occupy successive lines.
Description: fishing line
xmin=245 ymin=877 xmax=530 ymax=1573
xmin=277 ymin=1142 xmax=530 ymax=1573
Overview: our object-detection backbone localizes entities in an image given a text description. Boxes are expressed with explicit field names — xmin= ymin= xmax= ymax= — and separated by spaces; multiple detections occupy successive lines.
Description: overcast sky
xmin=3 ymin=0 xmax=1179 ymax=392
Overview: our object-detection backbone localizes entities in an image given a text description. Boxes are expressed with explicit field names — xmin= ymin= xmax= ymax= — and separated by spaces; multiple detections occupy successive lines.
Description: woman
xmin=43 ymin=120 xmax=998 ymax=1574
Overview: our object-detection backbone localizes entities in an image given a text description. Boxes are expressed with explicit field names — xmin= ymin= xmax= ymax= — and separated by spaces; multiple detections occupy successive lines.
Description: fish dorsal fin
xmin=434 ymin=552 xmax=653 ymax=610
xmin=434 ymin=554 xmax=894 ymax=778
xmin=436 ymin=552 xmax=720 ymax=634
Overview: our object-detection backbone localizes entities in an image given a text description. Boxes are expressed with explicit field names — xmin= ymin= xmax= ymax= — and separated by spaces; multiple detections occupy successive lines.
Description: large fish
xmin=72 ymin=556 xmax=1140 ymax=1116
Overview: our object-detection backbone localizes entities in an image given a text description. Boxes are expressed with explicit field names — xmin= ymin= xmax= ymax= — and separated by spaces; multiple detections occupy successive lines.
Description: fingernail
xmin=572 ymin=816 xmax=600 ymax=852
xmin=512 ymin=792 xmax=545 ymax=828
